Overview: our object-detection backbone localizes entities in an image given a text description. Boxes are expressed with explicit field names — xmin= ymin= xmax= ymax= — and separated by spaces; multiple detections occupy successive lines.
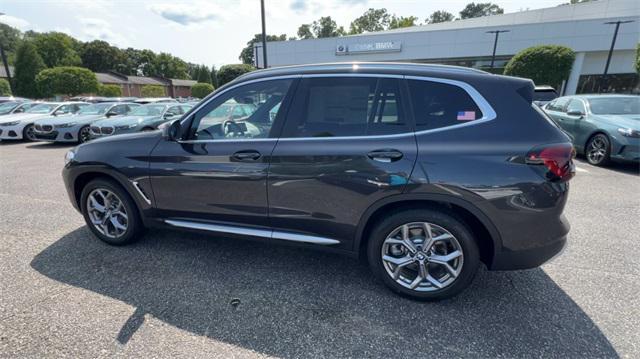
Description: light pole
xmin=486 ymin=30 xmax=510 ymax=71
xmin=0 ymin=12 xmax=14 ymax=94
xmin=600 ymin=20 xmax=634 ymax=93
xmin=260 ymin=0 xmax=268 ymax=68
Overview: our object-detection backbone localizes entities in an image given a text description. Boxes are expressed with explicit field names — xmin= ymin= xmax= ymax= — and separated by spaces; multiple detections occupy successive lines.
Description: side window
xmin=283 ymin=77 xmax=408 ymax=138
xmin=548 ymin=98 xmax=570 ymax=112
xmin=166 ymin=106 xmax=181 ymax=115
xmin=111 ymin=105 xmax=128 ymax=115
xmin=55 ymin=105 xmax=71 ymax=115
xmin=566 ymin=99 xmax=585 ymax=114
xmin=191 ymin=79 xmax=292 ymax=140
xmin=407 ymin=80 xmax=483 ymax=131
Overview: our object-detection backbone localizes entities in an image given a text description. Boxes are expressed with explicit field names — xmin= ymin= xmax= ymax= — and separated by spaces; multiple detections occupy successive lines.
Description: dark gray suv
xmin=62 ymin=63 xmax=574 ymax=300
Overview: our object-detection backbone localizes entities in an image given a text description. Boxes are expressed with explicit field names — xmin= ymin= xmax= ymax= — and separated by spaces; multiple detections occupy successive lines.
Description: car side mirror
xmin=105 ymin=111 xmax=118 ymax=118
xmin=14 ymin=108 xmax=24 ymax=113
xmin=566 ymin=110 xmax=584 ymax=118
xmin=164 ymin=113 xmax=175 ymax=119
xmin=163 ymin=119 xmax=182 ymax=141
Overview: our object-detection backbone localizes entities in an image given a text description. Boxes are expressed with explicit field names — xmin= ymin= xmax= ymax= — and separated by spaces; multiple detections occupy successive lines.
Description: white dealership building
xmin=259 ymin=0 xmax=639 ymax=95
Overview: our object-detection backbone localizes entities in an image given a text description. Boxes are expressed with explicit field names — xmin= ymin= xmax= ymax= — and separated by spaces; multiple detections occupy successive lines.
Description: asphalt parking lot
xmin=1 ymin=140 xmax=638 ymax=358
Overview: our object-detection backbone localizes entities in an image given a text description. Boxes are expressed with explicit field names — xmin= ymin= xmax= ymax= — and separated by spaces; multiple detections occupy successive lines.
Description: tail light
xmin=525 ymin=143 xmax=576 ymax=181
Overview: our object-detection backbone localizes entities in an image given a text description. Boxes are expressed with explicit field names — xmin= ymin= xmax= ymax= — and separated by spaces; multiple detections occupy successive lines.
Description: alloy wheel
xmin=24 ymin=125 xmax=37 ymax=141
xmin=79 ymin=126 xmax=92 ymax=143
xmin=587 ymin=136 xmax=607 ymax=164
xmin=86 ymin=188 xmax=128 ymax=239
xmin=381 ymin=222 xmax=464 ymax=292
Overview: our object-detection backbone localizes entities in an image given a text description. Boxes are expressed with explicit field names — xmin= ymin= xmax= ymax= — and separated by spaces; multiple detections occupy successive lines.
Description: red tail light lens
xmin=526 ymin=143 xmax=576 ymax=181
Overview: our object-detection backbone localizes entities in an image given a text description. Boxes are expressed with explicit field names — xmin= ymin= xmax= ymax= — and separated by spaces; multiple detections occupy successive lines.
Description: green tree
xmin=210 ymin=65 xmax=218 ymax=88
xmin=80 ymin=40 xmax=127 ymax=72
xmin=427 ymin=10 xmax=455 ymax=24
xmin=389 ymin=15 xmax=418 ymax=29
xmin=14 ymin=41 xmax=46 ymax=98
xmin=349 ymin=8 xmax=391 ymax=34
xmin=217 ymin=64 xmax=255 ymax=86
xmin=0 ymin=23 xmax=22 ymax=65
xmin=195 ymin=65 xmax=211 ymax=83
xmin=459 ymin=3 xmax=504 ymax=19
xmin=151 ymin=52 xmax=189 ymax=79
xmin=312 ymin=16 xmax=346 ymax=38
xmin=504 ymin=45 xmax=575 ymax=89
xmin=30 ymin=32 xmax=82 ymax=68
xmin=191 ymin=82 xmax=214 ymax=98
xmin=35 ymin=66 xmax=99 ymax=97
xmin=140 ymin=84 xmax=166 ymax=97
xmin=97 ymin=84 xmax=122 ymax=97
xmin=0 ymin=79 xmax=11 ymax=96
xmin=297 ymin=24 xmax=314 ymax=39
xmin=239 ymin=34 xmax=287 ymax=65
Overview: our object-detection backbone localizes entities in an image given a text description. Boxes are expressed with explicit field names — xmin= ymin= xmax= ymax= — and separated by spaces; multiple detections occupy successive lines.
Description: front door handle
xmin=367 ymin=149 xmax=403 ymax=163
xmin=232 ymin=150 xmax=261 ymax=161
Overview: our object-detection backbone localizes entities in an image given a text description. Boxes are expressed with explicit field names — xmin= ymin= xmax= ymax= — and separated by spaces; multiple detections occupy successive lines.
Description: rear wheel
xmin=22 ymin=124 xmax=37 ymax=141
xmin=80 ymin=179 xmax=144 ymax=245
xmin=78 ymin=125 xmax=92 ymax=143
xmin=586 ymin=134 xmax=610 ymax=166
xmin=367 ymin=208 xmax=480 ymax=301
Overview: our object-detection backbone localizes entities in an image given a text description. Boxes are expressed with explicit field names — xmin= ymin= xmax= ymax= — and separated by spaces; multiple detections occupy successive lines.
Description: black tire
xmin=585 ymin=133 xmax=611 ymax=166
xmin=80 ymin=178 xmax=144 ymax=245
xmin=367 ymin=208 xmax=480 ymax=301
xmin=22 ymin=124 xmax=37 ymax=142
xmin=78 ymin=125 xmax=91 ymax=143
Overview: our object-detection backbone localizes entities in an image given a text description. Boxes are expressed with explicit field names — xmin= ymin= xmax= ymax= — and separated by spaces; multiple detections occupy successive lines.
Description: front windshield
xmin=26 ymin=104 xmax=57 ymax=114
xmin=129 ymin=104 xmax=165 ymax=116
xmin=588 ymin=97 xmax=640 ymax=115
xmin=0 ymin=102 xmax=19 ymax=115
xmin=78 ymin=103 xmax=112 ymax=115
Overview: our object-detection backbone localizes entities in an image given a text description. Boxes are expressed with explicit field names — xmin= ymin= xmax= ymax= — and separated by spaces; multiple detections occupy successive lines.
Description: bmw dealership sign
xmin=336 ymin=41 xmax=402 ymax=55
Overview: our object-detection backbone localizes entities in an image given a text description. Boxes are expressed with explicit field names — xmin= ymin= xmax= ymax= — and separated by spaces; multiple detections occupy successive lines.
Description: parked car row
xmin=541 ymin=94 xmax=639 ymax=166
xmin=0 ymin=98 xmax=198 ymax=143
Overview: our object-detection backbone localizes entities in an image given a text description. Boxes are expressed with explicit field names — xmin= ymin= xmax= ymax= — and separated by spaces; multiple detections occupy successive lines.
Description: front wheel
xmin=80 ymin=179 xmax=144 ymax=245
xmin=78 ymin=125 xmax=92 ymax=143
xmin=585 ymin=134 xmax=610 ymax=166
xmin=367 ymin=209 xmax=480 ymax=301
xmin=22 ymin=124 xmax=37 ymax=141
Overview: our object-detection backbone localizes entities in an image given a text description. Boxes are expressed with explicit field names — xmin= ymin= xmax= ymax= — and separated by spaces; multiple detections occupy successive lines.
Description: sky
xmin=2 ymin=0 xmax=565 ymax=67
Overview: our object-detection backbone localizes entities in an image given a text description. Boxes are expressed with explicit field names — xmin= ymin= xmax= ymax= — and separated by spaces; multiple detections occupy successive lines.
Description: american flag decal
xmin=457 ymin=111 xmax=476 ymax=121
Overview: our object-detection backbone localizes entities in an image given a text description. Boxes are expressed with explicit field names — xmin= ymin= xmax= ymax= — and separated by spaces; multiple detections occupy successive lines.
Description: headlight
xmin=115 ymin=124 xmax=137 ymax=130
xmin=55 ymin=122 xmax=77 ymax=128
xmin=64 ymin=150 xmax=75 ymax=165
xmin=0 ymin=121 xmax=20 ymax=126
xmin=617 ymin=128 xmax=640 ymax=138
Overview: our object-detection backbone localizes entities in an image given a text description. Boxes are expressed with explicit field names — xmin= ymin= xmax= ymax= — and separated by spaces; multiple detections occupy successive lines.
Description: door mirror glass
xmin=105 ymin=111 xmax=118 ymax=117
xmin=163 ymin=119 xmax=182 ymax=141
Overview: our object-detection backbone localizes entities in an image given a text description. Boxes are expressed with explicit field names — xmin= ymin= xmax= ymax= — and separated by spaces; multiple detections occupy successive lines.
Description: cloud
xmin=0 ymin=14 xmax=30 ymax=30
xmin=290 ymin=0 xmax=308 ymax=13
xmin=78 ymin=17 xmax=128 ymax=47
xmin=149 ymin=2 xmax=222 ymax=26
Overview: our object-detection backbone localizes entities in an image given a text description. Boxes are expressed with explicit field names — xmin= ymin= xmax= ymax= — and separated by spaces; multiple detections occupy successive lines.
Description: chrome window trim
xmin=164 ymin=219 xmax=340 ymax=245
xmin=179 ymin=73 xmax=497 ymax=143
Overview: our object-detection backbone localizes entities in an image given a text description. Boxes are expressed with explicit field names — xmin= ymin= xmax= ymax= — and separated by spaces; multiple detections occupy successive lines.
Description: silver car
xmin=33 ymin=102 xmax=139 ymax=143
xmin=0 ymin=102 xmax=86 ymax=141
xmin=90 ymin=103 xmax=192 ymax=138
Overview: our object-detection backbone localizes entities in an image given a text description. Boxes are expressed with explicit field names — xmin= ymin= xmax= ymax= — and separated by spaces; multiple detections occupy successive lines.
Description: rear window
xmin=407 ymin=80 xmax=483 ymax=131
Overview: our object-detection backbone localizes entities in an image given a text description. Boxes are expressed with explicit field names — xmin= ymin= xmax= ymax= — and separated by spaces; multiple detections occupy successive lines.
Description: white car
xmin=0 ymin=102 xmax=87 ymax=141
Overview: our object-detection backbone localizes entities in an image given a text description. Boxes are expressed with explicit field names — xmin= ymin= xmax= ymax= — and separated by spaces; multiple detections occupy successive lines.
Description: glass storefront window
xmin=577 ymin=73 xmax=640 ymax=94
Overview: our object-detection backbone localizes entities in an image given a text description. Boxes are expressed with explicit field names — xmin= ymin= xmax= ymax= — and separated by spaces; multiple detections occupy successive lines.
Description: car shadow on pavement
xmin=31 ymin=227 xmax=617 ymax=358
xmin=575 ymin=157 xmax=639 ymax=176
xmin=25 ymin=142 xmax=76 ymax=149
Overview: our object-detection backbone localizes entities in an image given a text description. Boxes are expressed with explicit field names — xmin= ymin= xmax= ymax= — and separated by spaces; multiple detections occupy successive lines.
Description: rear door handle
xmin=232 ymin=150 xmax=261 ymax=161
xmin=367 ymin=149 xmax=403 ymax=163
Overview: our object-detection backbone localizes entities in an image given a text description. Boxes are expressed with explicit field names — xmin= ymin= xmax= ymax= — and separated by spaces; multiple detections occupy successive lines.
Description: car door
xmin=267 ymin=76 xmax=417 ymax=249
xmin=148 ymin=78 xmax=296 ymax=228
xmin=562 ymin=99 xmax=587 ymax=137
xmin=545 ymin=98 xmax=571 ymax=132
